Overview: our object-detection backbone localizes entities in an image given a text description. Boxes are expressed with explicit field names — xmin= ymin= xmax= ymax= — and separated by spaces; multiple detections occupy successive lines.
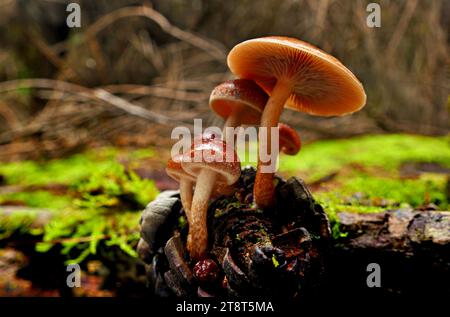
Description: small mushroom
xmin=182 ymin=139 xmax=241 ymax=261
xmin=192 ymin=134 xmax=237 ymax=198
xmin=210 ymin=79 xmax=268 ymax=141
xmin=166 ymin=154 xmax=196 ymax=224
xmin=166 ymin=152 xmax=236 ymax=242
xmin=228 ymin=36 xmax=366 ymax=208
xmin=278 ymin=123 xmax=301 ymax=156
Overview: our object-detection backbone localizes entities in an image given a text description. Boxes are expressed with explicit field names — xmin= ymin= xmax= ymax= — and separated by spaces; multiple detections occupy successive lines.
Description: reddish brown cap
xmin=209 ymin=79 xmax=268 ymax=125
xmin=278 ymin=123 xmax=301 ymax=155
xmin=227 ymin=36 xmax=366 ymax=116
xmin=181 ymin=139 xmax=240 ymax=186
xmin=166 ymin=154 xmax=196 ymax=183
xmin=193 ymin=131 xmax=220 ymax=146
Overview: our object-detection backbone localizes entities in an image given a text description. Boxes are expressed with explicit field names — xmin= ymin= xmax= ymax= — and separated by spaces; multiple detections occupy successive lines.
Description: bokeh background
xmin=0 ymin=0 xmax=448 ymax=297
xmin=0 ymin=0 xmax=448 ymax=159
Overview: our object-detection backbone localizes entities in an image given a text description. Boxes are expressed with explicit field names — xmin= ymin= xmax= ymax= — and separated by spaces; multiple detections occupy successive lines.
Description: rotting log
xmin=337 ymin=209 xmax=450 ymax=249
xmin=324 ymin=209 xmax=449 ymax=299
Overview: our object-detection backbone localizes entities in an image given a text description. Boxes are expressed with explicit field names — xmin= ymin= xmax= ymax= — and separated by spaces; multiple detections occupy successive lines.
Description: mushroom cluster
xmin=166 ymin=36 xmax=366 ymax=263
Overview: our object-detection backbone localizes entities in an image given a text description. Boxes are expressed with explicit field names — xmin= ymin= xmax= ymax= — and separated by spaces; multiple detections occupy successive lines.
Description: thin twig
xmin=386 ymin=0 xmax=418 ymax=63
xmin=0 ymin=79 xmax=185 ymax=124
xmin=78 ymin=5 xmax=226 ymax=61
xmin=100 ymin=84 xmax=206 ymax=103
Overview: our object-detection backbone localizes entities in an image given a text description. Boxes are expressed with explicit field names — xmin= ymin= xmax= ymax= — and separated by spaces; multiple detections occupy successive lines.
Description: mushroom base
xmin=139 ymin=167 xmax=331 ymax=298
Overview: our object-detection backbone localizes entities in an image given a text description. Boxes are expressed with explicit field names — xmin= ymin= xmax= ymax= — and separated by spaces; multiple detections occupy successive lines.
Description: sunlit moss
xmin=0 ymin=191 xmax=72 ymax=210
xmin=0 ymin=148 xmax=158 ymax=263
xmin=0 ymin=152 xmax=114 ymax=186
xmin=279 ymin=134 xmax=450 ymax=181
xmin=128 ymin=148 xmax=155 ymax=160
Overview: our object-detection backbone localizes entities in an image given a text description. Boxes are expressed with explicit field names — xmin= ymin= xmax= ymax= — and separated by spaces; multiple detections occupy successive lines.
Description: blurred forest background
xmin=0 ymin=0 xmax=449 ymax=297
xmin=0 ymin=0 xmax=448 ymax=160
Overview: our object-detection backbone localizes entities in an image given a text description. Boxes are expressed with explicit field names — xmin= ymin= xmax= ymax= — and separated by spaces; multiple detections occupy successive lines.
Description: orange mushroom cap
xmin=209 ymin=79 xmax=269 ymax=125
xmin=166 ymin=154 xmax=196 ymax=183
xmin=227 ymin=36 xmax=366 ymax=116
xmin=278 ymin=123 xmax=301 ymax=155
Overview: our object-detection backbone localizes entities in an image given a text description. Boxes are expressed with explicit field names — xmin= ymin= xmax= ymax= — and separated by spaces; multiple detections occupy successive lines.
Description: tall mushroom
xmin=278 ymin=123 xmax=301 ymax=156
xmin=182 ymin=138 xmax=240 ymax=261
xmin=227 ymin=36 xmax=366 ymax=208
xmin=209 ymin=79 xmax=268 ymax=141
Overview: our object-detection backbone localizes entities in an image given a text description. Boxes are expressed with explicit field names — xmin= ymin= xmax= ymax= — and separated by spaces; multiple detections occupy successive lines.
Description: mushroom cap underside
xmin=209 ymin=79 xmax=268 ymax=124
xmin=227 ymin=36 xmax=366 ymax=117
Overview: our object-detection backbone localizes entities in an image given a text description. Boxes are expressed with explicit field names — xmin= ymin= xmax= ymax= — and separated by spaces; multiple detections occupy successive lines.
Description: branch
xmin=100 ymin=84 xmax=206 ymax=103
xmin=0 ymin=79 xmax=182 ymax=124
xmin=75 ymin=5 xmax=226 ymax=61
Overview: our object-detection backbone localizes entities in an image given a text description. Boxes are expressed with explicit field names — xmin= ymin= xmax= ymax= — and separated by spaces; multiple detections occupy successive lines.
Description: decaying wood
xmin=336 ymin=209 xmax=450 ymax=250
xmin=325 ymin=209 xmax=450 ymax=299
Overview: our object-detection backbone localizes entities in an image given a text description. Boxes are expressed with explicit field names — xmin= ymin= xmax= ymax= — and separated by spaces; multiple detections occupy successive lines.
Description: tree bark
xmin=324 ymin=209 xmax=450 ymax=299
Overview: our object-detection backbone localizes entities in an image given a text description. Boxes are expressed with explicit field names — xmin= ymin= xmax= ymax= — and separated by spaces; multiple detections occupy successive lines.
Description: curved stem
xmin=179 ymin=179 xmax=193 ymax=223
xmin=222 ymin=111 xmax=240 ymax=143
xmin=254 ymin=80 xmax=293 ymax=208
xmin=187 ymin=168 xmax=217 ymax=261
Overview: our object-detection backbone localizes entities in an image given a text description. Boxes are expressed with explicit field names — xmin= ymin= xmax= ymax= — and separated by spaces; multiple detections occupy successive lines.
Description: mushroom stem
xmin=179 ymin=179 xmax=193 ymax=223
xmin=254 ymin=79 xmax=293 ymax=208
xmin=188 ymin=168 xmax=217 ymax=261
xmin=222 ymin=111 xmax=240 ymax=142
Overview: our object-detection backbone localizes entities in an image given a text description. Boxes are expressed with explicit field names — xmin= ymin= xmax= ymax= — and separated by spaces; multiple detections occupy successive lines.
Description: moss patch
xmin=0 ymin=148 xmax=159 ymax=264
xmin=280 ymin=134 xmax=450 ymax=180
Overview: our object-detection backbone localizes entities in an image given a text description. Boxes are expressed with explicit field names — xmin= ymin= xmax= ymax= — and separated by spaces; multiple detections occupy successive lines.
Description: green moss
xmin=279 ymin=134 xmax=450 ymax=181
xmin=331 ymin=222 xmax=349 ymax=240
xmin=272 ymin=254 xmax=280 ymax=268
xmin=0 ymin=150 xmax=116 ymax=186
xmin=316 ymin=172 xmax=448 ymax=215
xmin=0 ymin=191 xmax=72 ymax=210
xmin=0 ymin=209 xmax=43 ymax=239
xmin=178 ymin=216 xmax=187 ymax=230
xmin=278 ymin=134 xmax=450 ymax=217
xmin=128 ymin=148 xmax=155 ymax=160
xmin=0 ymin=147 xmax=159 ymax=264
xmin=73 ymin=162 xmax=158 ymax=209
